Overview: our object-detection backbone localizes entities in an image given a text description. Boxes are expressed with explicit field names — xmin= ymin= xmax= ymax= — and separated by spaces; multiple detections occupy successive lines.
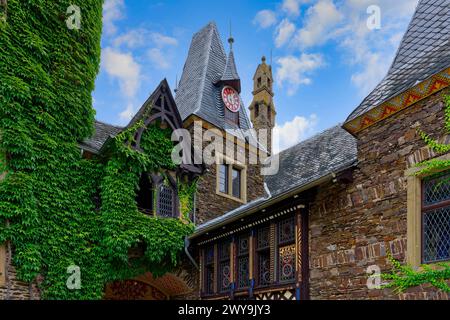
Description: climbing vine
xmin=0 ymin=1 xmax=195 ymax=300
xmin=382 ymin=255 xmax=450 ymax=293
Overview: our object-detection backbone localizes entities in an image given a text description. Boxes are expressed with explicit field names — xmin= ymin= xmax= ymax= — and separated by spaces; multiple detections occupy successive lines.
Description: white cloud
xmin=281 ymin=0 xmax=312 ymax=16
xmin=253 ymin=10 xmax=277 ymax=29
xmin=103 ymin=0 xmax=125 ymax=36
xmin=275 ymin=19 xmax=296 ymax=48
xmin=113 ymin=29 xmax=146 ymax=48
xmin=276 ymin=53 xmax=325 ymax=95
xmin=101 ymin=47 xmax=141 ymax=98
xmin=151 ymin=33 xmax=178 ymax=47
xmin=293 ymin=0 xmax=343 ymax=48
xmin=119 ymin=103 xmax=136 ymax=121
xmin=113 ymin=29 xmax=178 ymax=49
xmin=273 ymin=114 xmax=318 ymax=153
xmin=148 ymin=48 xmax=171 ymax=70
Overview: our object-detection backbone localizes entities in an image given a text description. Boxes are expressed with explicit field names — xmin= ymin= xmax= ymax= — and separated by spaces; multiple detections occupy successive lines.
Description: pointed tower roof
xmin=175 ymin=22 xmax=251 ymax=130
xmin=345 ymin=0 xmax=450 ymax=123
xmin=220 ymin=37 xmax=241 ymax=92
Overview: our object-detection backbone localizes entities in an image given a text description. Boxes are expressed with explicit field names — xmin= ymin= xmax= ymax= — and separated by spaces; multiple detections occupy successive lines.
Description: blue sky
xmin=94 ymin=0 xmax=419 ymax=152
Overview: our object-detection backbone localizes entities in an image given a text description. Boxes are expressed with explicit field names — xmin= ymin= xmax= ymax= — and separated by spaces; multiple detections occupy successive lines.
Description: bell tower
xmin=249 ymin=56 xmax=276 ymax=155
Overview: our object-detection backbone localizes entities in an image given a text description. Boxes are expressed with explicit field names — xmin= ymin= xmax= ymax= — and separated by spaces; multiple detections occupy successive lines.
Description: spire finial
xmin=228 ymin=20 xmax=234 ymax=50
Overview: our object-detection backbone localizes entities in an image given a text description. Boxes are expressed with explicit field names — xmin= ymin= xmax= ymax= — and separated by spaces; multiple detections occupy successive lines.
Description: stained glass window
xmin=422 ymin=172 xmax=450 ymax=263
xmin=257 ymin=226 xmax=270 ymax=249
xmin=278 ymin=245 xmax=295 ymax=282
xmin=277 ymin=217 xmax=296 ymax=283
xmin=237 ymin=256 xmax=249 ymax=289
xmin=256 ymin=225 xmax=271 ymax=287
xmin=204 ymin=245 xmax=215 ymax=294
xmin=218 ymin=240 xmax=231 ymax=293
xmin=237 ymin=235 xmax=249 ymax=289
xmin=257 ymin=252 xmax=270 ymax=286
xmin=278 ymin=217 xmax=295 ymax=245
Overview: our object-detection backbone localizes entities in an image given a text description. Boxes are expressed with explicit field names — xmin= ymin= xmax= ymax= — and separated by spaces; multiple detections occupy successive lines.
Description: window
xmin=219 ymin=164 xmax=229 ymax=194
xmin=218 ymin=240 xmax=231 ymax=293
xmin=277 ymin=217 xmax=296 ymax=282
xmin=232 ymin=168 xmax=241 ymax=199
xmin=136 ymin=174 xmax=154 ymax=215
xmin=254 ymin=104 xmax=259 ymax=118
xmin=204 ymin=246 xmax=215 ymax=295
xmin=257 ymin=77 xmax=262 ymax=88
xmin=158 ymin=184 xmax=175 ymax=218
xmin=256 ymin=226 xmax=271 ymax=287
xmin=237 ymin=235 xmax=250 ymax=289
xmin=216 ymin=160 xmax=246 ymax=203
xmin=422 ymin=172 xmax=450 ymax=263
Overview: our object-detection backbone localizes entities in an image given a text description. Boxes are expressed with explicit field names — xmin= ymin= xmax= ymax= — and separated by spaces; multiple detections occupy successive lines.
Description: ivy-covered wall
xmin=0 ymin=1 xmax=195 ymax=300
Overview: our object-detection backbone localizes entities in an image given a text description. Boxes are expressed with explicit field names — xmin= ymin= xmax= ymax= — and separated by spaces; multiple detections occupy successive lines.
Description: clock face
xmin=221 ymin=86 xmax=241 ymax=113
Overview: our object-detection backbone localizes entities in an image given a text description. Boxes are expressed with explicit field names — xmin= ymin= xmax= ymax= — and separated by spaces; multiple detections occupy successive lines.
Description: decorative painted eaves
xmin=343 ymin=67 xmax=450 ymax=135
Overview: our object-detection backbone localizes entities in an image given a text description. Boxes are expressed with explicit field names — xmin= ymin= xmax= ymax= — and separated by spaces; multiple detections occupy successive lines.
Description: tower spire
xmin=228 ymin=20 xmax=234 ymax=50
xmin=249 ymin=56 xmax=276 ymax=155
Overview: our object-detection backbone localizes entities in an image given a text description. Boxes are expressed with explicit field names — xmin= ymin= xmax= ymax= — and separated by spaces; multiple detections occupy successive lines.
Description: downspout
xmin=184 ymin=237 xmax=199 ymax=270
xmin=184 ymin=192 xmax=199 ymax=270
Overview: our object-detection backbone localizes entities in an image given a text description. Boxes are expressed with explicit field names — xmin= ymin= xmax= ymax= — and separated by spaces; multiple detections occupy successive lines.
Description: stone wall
xmin=186 ymin=122 xmax=265 ymax=225
xmin=308 ymin=88 xmax=450 ymax=300
xmin=0 ymin=245 xmax=40 ymax=300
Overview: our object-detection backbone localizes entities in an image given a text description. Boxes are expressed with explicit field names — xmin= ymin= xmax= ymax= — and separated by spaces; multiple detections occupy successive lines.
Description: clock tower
xmin=249 ymin=56 xmax=276 ymax=155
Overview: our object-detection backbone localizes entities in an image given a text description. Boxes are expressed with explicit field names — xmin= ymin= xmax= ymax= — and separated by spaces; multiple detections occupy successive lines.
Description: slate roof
xmin=80 ymin=120 xmax=123 ymax=154
xmin=193 ymin=125 xmax=358 ymax=236
xmin=346 ymin=0 xmax=450 ymax=122
xmin=175 ymin=22 xmax=252 ymax=131
xmin=265 ymin=125 xmax=358 ymax=197
xmin=221 ymin=49 xmax=240 ymax=83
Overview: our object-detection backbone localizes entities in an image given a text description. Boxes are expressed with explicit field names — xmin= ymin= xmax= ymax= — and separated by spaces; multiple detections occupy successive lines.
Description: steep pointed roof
xmin=221 ymin=49 xmax=240 ymax=86
xmin=175 ymin=22 xmax=251 ymax=131
xmin=345 ymin=0 xmax=450 ymax=123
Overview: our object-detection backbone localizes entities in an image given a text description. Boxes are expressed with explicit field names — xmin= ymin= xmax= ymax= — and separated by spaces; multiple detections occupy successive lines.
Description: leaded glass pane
xmin=205 ymin=266 xmax=214 ymax=294
xmin=257 ymin=226 xmax=270 ymax=249
xmin=205 ymin=246 xmax=214 ymax=265
xmin=258 ymin=252 xmax=270 ymax=286
xmin=219 ymin=262 xmax=231 ymax=292
xmin=237 ymin=257 xmax=249 ymax=289
xmin=423 ymin=205 xmax=450 ymax=263
xmin=278 ymin=217 xmax=295 ymax=244
xmin=158 ymin=184 xmax=174 ymax=217
xmin=238 ymin=236 xmax=249 ymax=255
xmin=279 ymin=245 xmax=295 ymax=282
xmin=219 ymin=241 xmax=230 ymax=260
xmin=423 ymin=173 xmax=450 ymax=206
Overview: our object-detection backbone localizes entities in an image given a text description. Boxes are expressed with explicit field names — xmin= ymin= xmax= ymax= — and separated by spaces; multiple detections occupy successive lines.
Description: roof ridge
xmin=193 ymin=23 xmax=218 ymax=115
xmin=94 ymin=119 xmax=123 ymax=129
xmin=274 ymin=124 xmax=345 ymax=156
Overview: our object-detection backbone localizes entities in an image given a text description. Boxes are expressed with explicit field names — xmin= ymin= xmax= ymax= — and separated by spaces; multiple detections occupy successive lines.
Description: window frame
xmin=406 ymin=153 xmax=450 ymax=268
xmin=215 ymin=154 xmax=247 ymax=204
xmin=421 ymin=172 xmax=450 ymax=264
